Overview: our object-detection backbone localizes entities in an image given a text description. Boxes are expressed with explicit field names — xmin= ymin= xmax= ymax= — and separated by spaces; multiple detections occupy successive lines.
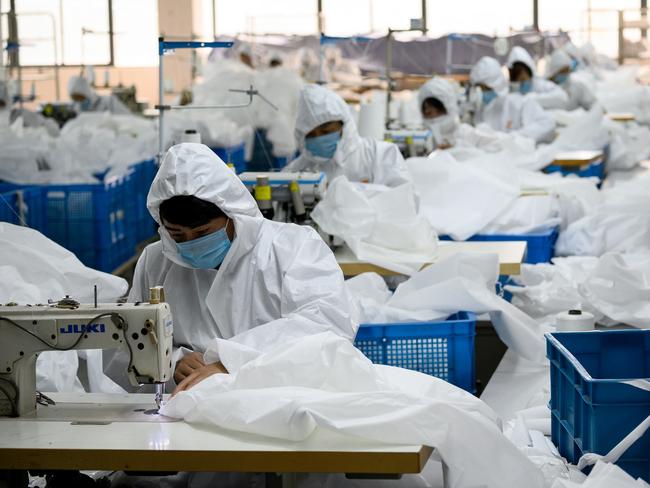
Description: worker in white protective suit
xmin=469 ymin=56 xmax=556 ymax=144
xmin=67 ymin=75 xmax=131 ymax=115
xmin=546 ymin=48 xmax=597 ymax=111
xmin=105 ymin=143 xmax=355 ymax=393
xmin=284 ymin=84 xmax=411 ymax=186
xmin=418 ymin=76 xmax=534 ymax=151
xmin=506 ymin=46 xmax=568 ymax=109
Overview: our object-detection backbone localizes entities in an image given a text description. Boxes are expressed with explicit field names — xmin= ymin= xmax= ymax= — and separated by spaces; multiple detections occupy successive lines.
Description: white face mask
xmin=424 ymin=114 xmax=458 ymax=147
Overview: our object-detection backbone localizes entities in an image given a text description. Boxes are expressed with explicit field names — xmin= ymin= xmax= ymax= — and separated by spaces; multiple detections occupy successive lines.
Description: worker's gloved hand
xmin=172 ymin=362 xmax=228 ymax=396
xmin=173 ymin=351 xmax=206 ymax=384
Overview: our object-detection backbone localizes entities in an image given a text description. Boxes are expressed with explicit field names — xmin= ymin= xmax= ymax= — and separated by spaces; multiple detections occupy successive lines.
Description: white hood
xmin=67 ymin=76 xmax=95 ymax=101
xmin=507 ymin=46 xmax=537 ymax=76
xmin=546 ymin=49 xmax=572 ymax=79
xmin=470 ymin=56 xmax=509 ymax=96
xmin=417 ymin=77 xmax=459 ymax=118
xmin=294 ymin=84 xmax=359 ymax=162
xmin=147 ymin=143 xmax=263 ymax=268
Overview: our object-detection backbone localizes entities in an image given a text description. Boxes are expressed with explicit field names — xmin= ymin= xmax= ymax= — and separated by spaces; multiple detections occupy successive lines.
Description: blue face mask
xmin=305 ymin=131 xmax=341 ymax=160
xmin=79 ymin=98 xmax=91 ymax=111
xmin=519 ymin=79 xmax=533 ymax=94
xmin=570 ymin=59 xmax=579 ymax=71
xmin=553 ymin=73 xmax=569 ymax=85
xmin=175 ymin=221 xmax=231 ymax=269
xmin=482 ymin=90 xmax=497 ymax=106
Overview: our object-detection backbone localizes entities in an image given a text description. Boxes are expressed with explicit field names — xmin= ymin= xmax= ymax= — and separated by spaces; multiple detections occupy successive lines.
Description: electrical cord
xmin=0 ymin=312 xmax=122 ymax=352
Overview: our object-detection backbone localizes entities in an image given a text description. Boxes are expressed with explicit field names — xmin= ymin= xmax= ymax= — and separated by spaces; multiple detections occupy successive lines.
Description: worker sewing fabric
xmin=546 ymin=48 xmax=597 ymax=111
xmin=469 ymin=56 xmax=556 ymax=143
xmin=106 ymin=143 xmax=355 ymax=394
xmin=67 ymin=75 xmax=131 ymax=115
xmin=284 ymin=84 xmax=411 ymax=186
xmin=417 ymin=76 xmax=534 ymax=151
xmin=506 ymin=46 xmax=568 ymax=110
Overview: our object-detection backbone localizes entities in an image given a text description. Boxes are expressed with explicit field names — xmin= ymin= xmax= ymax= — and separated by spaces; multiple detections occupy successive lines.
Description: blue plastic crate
xmin=0 ymin=186 xmax=47 ymax=234
xmin=128 ymin=159 xmax=158 ymax=243
xmin=354 ymin=312 xmax=476 ymax=392
xmin=440 ymin=226 xmax=559 ymax=264
xmin=544 ymin=158 xmax=605 ymax=183
xmin=42 ymin=174 xmax=136 ymax=272
xmin=546 ymin=330 xmax=650 ymax=482
xmin=211 ymin=144 xmax=247 ymax=174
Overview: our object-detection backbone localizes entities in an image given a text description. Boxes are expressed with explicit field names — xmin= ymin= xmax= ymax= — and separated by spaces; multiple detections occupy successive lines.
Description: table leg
xmin=0 ymin=470 xmax=28 ymax=488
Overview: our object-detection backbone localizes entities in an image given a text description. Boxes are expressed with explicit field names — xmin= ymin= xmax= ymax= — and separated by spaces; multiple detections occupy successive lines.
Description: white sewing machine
xmin=0 ymin=291 xmax=173 ymax=417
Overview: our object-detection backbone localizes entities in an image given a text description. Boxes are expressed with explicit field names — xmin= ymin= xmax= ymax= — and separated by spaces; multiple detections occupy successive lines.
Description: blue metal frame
xmin=158 ymin=40 xmax=233 ymax=55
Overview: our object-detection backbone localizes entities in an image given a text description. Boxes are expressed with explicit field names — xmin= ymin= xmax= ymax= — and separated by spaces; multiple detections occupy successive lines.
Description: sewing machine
xmin=239 ymin=172 xmax=326 ymax=224
xmin=384 ymin=129 xmax=434 ymax=157
xmin=0 ymin=291 xmax=173 ymax=417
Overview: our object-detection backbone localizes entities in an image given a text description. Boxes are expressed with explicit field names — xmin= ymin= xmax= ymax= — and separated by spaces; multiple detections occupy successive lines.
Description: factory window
xmin=4 ymin=0 xmax=157 ymax=67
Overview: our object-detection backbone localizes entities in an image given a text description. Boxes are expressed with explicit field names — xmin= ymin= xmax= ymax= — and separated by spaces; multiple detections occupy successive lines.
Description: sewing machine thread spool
xmin=149 ymin=287 xmax=165 ymax=304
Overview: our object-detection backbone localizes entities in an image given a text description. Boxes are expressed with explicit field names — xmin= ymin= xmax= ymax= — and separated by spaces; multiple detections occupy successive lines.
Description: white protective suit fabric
xmin=556 ymin=173 xmax=650 ymax=257
xmin=311 ymin=176 xmax=438 ymax=275
xmin=161 ymin=331 xmax=545 ymax=488
xmin=67 ymin=75 xmax=131 ymax=115
xmin=284 ymin=84 xmax=411 ymax=186
xmin=551 ymin=460 xmax=649 ymax=488
xmin=346 ymin=252 xmax=549 ymax=363
xmin=0 ymin=223 xmax=128 ymax=394
xmin=470 ymin=57 xmax=556 ymax=143
xmin=108 ymin=143 xmax=355 ymax=388
xmin=507 ymin=46 xmax=568 ymax=109
xmin=408 ymin=152 xmax=521 ymax=240
xmin=546 ymin=49 xmax=597 ymax=111
xmin=508 ymin=253 xmax=650 ymax=328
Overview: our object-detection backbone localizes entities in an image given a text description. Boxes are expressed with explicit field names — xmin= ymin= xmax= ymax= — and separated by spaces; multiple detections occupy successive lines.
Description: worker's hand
xmin=173 ymin=351 xmax=206 ymax=384
xmin=437 ymin=142 xmax=453 ymax=150
xmin=172 ymin=362 xmax=228 ymax=396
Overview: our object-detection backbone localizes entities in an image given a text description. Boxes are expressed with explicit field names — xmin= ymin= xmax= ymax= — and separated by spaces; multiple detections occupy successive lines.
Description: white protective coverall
xmin=507 ymin=46 xmax=568 ymax=110
xmin=418 ymin=77 xmax=535 ymax=151
xmin=284 ymin=84 xmax=411 ymax=186
xmin=67 ymin=75 xmax=131 ymax=115
xmin=106 ymin=143 xmax=355 ymax=390
xmin=546 ymin=49 xmax=597 ymax=111
xmin=470 ymin=56 xmax=556 ymax=144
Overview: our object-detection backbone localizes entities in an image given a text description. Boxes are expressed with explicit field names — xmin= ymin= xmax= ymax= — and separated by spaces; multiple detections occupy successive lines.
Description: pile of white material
xmin=595 ymin=66 xmax=650 ymax=125
xmin=0 ymin=112 xmax=158 ymax=185
xmin=508 ymin=253 xmax=650 ymax=328
xmin=346 ymin=253 xmax=548 ymax=363
xmin=311 ymin=176 xmax=438 ymax=275
xmin=192 ymin=59 xmax=303 ymax=157
xmin=161 ymin=331 xmax=545 ymax=488
xmin=0 ymin=223 xmax=128 ymax=393
xmin=556 ymin=173 xmax=650 ymax=256
xmin=162 ymin=110 xmax=251 ymax=151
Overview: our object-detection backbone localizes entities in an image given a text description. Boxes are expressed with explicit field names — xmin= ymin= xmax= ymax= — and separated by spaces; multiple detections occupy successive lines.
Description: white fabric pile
xmin=311 ymin=176 xmax=438 ymax=275
xmin=556 ymin=173 xmax=650 ymax=256
xmin=346 ymin=253 xmax=548 ymax=363
xmin=0 ymin=112 xmax=158 ymax=185
xmin=0 ymin=223 xmax=128 ymax=393
xmin=507 ymin=253 xmax=650 ymax=328
xmin=192 ymin=59 xmax=304 ymax=157
xmin=161 ymin=331 xmax=545 ymax=488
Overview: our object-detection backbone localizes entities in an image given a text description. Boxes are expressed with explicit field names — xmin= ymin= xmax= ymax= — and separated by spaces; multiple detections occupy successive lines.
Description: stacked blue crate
xmin=355 ymin=312 xmax=477 ymax=393
xmin=546 ymin=330 xmax=650 ymax=482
